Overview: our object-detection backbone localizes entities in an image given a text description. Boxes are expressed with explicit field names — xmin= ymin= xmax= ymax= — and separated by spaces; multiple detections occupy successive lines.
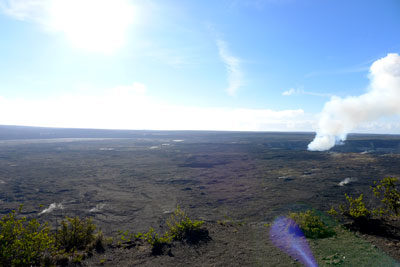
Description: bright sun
xmin=49 ymin=0 xmax=135 ymax=53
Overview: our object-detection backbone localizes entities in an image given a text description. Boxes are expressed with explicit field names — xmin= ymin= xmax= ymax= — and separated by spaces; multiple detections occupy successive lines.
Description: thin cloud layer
xmin=0 ymin=0 xmax=48 ymax=21
xmin=216 ymin=39 xmax=243 ymax=96
xmin=0 ymin=83 xmax=310 ymax=131
xmin=308 ymin=53 xmax=400 ymax=151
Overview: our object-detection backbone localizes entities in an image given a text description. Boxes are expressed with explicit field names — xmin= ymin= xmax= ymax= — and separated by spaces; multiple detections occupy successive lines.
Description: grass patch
xmin=311 ymin=226 xmax=398 ymax=266
xmin=265 ymin=209 xmax=397 ymax=266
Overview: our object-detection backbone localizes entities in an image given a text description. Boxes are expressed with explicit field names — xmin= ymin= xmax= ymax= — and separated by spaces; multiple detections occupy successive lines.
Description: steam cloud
xmin=39 ymin=203 xmax=64 ymax=215
xmin=89 ymin=204 xmax=105 ymax=213
xmin=308 ymin=53 xmax=400 ymax=151
xmin=338 ymin=177 xmax=357 ymax=186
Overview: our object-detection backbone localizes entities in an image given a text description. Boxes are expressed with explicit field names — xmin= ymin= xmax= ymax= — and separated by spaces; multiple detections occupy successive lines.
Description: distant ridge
xmin=0 ymin=125 xmax=314 ymax=141
xmin=0 ymin=125 xmax=152 ymax=140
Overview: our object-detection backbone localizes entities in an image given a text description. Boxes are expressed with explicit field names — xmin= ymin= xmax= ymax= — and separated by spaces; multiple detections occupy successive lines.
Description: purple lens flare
xmin=269 ymin=216 xmax=318 ymax=267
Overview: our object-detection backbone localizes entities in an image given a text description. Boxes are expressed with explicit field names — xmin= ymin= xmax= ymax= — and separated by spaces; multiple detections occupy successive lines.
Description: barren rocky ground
xmin=0 ymin=126 xmax=399 ymax=266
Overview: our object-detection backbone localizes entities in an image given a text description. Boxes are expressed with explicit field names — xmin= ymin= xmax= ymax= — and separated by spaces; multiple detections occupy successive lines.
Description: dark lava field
xmin=0 ymin=125 xmax=400 ymax=266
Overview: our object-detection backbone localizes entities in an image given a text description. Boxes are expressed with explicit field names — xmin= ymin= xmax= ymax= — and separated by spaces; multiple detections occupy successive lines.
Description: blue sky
xmin=0 ymin=0 xmax=399 ymax=132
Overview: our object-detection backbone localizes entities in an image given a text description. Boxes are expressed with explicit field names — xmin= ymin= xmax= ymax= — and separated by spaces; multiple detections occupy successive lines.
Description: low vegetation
xmin=117 ymin=206 xmax=208 ymax=255
xmin=217 ymin=215 xmax=245 ymax=227
xmin=0 ymin=207 xmax=103 ymax=266
xmin=372 ymin=177 xmax=400 ymax=217
xmin=1 ymin=178 xmax=397 ymax=265
xmin=265 ymin=178 xmax=399 ymax=243
xmin=166 ymin=206 xmax=206 ymax=243
xmin=288 ymin=210 xmax=335 ymax=239
xmin=0 ymin=206 xmax=207 ymax=264
xmin=142 ymin=227 xmax=172 ymax=254
xmin=330 ymin=177 xmax=400 ymax=222
xmin=56 ymin=216 xmax=100 ymax=252
xmin=310 ymin=226 xmax=398 ymax=266
xmin=118 ymin=230 xmax=141 ymax=246
xmin=338 ymin=193 xmax=370 ymax=220
xmin=0 ymin=206 xmax=55 ymax=266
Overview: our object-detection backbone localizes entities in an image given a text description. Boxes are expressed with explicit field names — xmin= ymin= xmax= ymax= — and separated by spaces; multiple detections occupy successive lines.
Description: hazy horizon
xmin=3 ymin=123 xmax=400 ymax=137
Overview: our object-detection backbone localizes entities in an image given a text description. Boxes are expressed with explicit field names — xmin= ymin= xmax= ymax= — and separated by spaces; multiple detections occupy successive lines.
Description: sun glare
xmin=49 ymin=0 xmax=135 ymax=53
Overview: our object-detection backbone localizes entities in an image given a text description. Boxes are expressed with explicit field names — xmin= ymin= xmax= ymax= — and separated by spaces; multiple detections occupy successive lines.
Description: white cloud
xmin=216 ymin=39 xmax=243 ymax=96
xmin=308 ymin=53 xmax=400 ymax=151
xmin=282 ymin=88 xmax=296 ymax=96
xmin=0 ymin=82 xmax=312 ymax=131
xmin=0 ymin=0 xmax=136 ymax=53
xmin=282 ymin=87 xmax=332 ymax=97
xmin=356 ymin=120 xmax=400 ymax=133
xmin=112 ymin=82 xmax=147 ymax=95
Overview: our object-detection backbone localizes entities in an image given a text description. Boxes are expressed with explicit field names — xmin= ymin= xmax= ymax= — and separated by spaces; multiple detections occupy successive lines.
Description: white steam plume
xmin=89 ymin=204 xmax=105 ymax=213
xmin=308 ymin=53 xmax=400 ymax=151
xmin=39 ymin=202 xmax=64 ymax=215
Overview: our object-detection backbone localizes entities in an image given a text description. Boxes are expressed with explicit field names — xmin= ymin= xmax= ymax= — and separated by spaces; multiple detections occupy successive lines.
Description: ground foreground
xmin=0 ymin=126 xmax=399 ymax=265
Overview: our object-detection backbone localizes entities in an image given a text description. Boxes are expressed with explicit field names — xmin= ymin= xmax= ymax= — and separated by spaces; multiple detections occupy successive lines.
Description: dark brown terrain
xmin=0 ymin=126 xmax=399 ymax=266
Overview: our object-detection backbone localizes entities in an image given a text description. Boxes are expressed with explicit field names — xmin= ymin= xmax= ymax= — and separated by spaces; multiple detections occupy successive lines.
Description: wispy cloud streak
xmin=304 ymin=58 xmax=378 ymax=78
xmin=216 ymin=39 xmax=243 ymax=96
xmin=282 ymin=87 xmax=333 ymax=97
xmin=305 ymin=66 xmax=369 ymax=78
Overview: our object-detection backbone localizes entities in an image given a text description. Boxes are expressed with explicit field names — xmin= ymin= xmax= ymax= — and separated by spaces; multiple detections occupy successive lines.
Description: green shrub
xmin=117 ymin=228 xmax=170 ymax=253
xmin=55 ymin=216 xmax=100 ymax=252
xmin=0 ymin=208 xmax=55 ymax=266
xmin=340 ymin=194 xmax=370 ymax=219
xmin=117 ymin=230 xmax=143 ymax=248
xmin=166 ymin=206 xmax=205 ymax=242
xmin=289 ymin=210 xmax=335 ymax=239
xmin=135 ymin=207 xmax=208 ymax=254
xmin=329 ymin=177 xmax=400 ymax=221
xmin=0 ymin=208 xmax=106 ymax=266
xmin=327 ymin=206 xmax=338 ymax=217
xmin=118 ymin=230 xmax=136 ymax=243
xmin=143 ymin=228 xmax=171 ymax=254
xmin=371 ymin=177 xmax=400 ymax=217
xmin=329 ymin=193 xmax=371 ymax=227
